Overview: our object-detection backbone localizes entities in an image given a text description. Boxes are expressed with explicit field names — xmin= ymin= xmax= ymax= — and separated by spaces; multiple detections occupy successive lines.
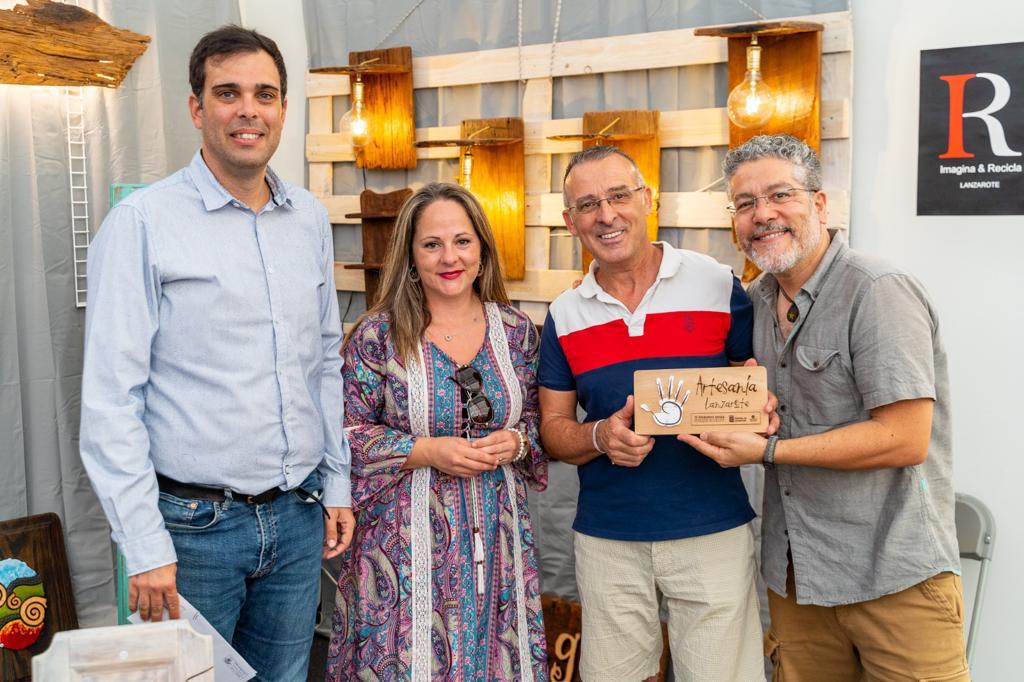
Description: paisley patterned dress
xmin=326 ymin=302 xmax=548 ymax=681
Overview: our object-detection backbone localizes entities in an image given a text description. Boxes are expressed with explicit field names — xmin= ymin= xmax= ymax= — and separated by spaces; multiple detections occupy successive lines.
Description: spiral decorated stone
xmin=20 ymin=596 xmax=47 ymax=628
xmin=0 ymin=558 xmax=47 ymax=651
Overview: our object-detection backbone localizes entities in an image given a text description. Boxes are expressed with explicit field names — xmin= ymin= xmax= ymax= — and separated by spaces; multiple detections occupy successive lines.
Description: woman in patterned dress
xmin=326 ymin=182 xmax=548 ymax=681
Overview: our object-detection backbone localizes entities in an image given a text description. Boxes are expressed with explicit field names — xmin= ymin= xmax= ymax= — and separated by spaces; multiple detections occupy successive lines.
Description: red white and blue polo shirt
xmin=539 ymin=243 xmax=756 ymax=540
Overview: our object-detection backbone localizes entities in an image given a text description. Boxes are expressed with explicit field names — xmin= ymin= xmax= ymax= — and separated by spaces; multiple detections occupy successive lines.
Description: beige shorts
xmin=574 ymin=524 xmax=765 ymax=682
xmin=766 ymin=564 xmax=970 ymax=682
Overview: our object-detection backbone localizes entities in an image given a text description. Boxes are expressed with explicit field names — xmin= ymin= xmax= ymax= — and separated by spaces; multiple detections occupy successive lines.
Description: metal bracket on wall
xmin=65 ymin=85 xmax=90 ymax=308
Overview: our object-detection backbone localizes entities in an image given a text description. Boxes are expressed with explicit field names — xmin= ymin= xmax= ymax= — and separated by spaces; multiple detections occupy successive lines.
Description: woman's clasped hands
xmin=423 ymin=430 xmax=521 ymax=478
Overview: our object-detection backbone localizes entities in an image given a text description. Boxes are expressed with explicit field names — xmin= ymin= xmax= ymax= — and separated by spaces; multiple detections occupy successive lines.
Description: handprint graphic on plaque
xmin=640 ymin=375 xmax=690 ymax=427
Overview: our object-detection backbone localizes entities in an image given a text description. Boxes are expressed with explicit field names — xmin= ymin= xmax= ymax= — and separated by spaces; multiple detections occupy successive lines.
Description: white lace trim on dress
xmin=407 ymin=341 xmax=432 ymax=682
xmin=486 ymin=303 xmax=533 ymax=675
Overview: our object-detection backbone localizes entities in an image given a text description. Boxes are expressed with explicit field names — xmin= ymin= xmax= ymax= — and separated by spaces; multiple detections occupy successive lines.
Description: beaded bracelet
xmin=506 ymin=426 xmax=528 ymax=462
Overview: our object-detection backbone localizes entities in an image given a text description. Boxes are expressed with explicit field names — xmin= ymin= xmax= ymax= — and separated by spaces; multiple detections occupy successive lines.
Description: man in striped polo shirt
xmin=539 ymin=146 xmax=765 ymax=682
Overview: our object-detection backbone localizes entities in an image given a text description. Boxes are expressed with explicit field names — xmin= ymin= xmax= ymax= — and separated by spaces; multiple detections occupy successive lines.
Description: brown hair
xmin=189 ymin=25 xmax=287 ymax=102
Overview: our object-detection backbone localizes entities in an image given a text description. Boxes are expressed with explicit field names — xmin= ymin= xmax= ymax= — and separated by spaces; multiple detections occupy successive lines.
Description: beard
xmin=742 ymin=221 xmax=822 ymax=274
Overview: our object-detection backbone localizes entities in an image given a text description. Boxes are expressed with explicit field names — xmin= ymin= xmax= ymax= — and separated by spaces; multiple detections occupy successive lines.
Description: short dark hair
xmin=562 ymin=145 xmax=646 ymax=207
xmin=189 ymin=25 xmax=287 ymax=101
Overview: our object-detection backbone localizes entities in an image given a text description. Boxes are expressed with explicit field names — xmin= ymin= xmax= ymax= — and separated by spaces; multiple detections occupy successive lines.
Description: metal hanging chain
xmin=374 ymin=0 xmax=428 ymax=49
xmin=735 ymin=0 xmax=768 ymax=21
xmin=517 ymin=0 xmax=525 ymax=82
xmin=549 ymin=0 xmax=563 ymax=79
xmin=518 ymin=0 xmax=564 ymax=82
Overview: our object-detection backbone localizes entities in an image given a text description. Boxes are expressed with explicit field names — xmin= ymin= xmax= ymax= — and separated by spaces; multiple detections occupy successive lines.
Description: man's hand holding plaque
xmin=663 ymin=360 xmax=782 ymax=468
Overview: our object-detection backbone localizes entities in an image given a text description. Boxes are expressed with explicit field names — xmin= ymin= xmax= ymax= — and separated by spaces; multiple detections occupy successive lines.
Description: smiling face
xmin=562 ymin=154 xmax=653 ymax=271
xmin=728 ymin=157 xmax=828 ymax=275
xmin=188 ymin=49 xmax=286 ymax=184
xmin=412 ymin=199 xmax=483 ymax=305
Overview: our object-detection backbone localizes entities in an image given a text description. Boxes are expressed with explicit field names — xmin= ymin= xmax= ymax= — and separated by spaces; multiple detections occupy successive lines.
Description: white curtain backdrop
xmin=0 ymin=0 xmax=242 ymax=625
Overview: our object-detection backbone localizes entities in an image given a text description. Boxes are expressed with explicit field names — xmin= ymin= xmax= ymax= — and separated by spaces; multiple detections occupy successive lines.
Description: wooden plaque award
xmin=633 ymin=366 xmax=769 ymax=435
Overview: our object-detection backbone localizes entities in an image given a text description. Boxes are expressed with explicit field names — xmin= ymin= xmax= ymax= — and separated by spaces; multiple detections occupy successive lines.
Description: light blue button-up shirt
xmin=81 ymin=151 xmax=350 ymax=575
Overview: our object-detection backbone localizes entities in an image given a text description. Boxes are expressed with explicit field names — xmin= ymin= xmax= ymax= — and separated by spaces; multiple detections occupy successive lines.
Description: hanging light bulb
xmin=460 ymin=148 xmax=474 ymax=191
xmin=726 ymin=35 xmax=776 ymax=129
xmin=339 ymin=74 xmax=372 ymax=149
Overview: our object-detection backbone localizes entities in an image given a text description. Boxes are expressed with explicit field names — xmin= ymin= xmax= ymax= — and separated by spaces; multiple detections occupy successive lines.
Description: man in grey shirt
xmin=680 ymin=135 xmax=968 ymax=681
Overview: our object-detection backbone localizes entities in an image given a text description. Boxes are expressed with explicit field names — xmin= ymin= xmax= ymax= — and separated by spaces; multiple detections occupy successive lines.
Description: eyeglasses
xmin=451 ymin=365 xmax=493 ymax=432
xmin=726 ymin=187 xmax=818 ymax=216
xmin=568 ymin=186 xmax=645 ymax=215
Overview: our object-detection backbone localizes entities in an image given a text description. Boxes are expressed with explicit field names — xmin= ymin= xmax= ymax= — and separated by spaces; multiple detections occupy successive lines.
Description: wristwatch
xmin=763 ymin=435 xmax=779 ymax=469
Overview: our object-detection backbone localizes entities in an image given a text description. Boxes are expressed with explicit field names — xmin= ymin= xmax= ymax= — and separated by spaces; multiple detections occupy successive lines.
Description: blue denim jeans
xmin=158 ymin=470 xmax=324 ymax=682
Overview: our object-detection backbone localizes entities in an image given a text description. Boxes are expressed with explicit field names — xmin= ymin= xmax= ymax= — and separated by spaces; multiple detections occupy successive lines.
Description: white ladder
xmin=65 ymin=85 xmax=90 ymax=308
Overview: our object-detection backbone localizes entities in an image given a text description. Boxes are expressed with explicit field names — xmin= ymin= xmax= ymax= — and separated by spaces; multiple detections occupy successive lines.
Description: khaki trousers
xmin=766 ymin=563 xmax=970 ymax=682
xmin=575 ymin=525 xmax=764 ymax=682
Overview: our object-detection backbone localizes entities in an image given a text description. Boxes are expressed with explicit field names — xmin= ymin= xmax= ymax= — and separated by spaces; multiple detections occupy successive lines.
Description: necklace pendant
xmin=443 ymin=334 xmax=454 ymax=342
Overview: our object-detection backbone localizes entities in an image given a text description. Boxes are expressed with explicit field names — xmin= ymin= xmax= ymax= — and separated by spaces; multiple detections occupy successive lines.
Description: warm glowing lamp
xmin=460 ymin=148 xmax=474 ymax=190
xmin=310 ymin=47 xmax=416 ymax=169
xmin=694 ymin=19 xmax=825 ymax=284
xmin=339 ymin=74 xmax=371 ymax=149
xmin=726 ymin=35 xmax=775 ymax=129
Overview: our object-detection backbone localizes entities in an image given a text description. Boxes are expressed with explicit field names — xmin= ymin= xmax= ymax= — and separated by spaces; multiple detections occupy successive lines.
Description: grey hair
xmin=562 ymin=145 xmax=646 ymax=207
xmin=722 ymin=134 xmax=822 ymax=197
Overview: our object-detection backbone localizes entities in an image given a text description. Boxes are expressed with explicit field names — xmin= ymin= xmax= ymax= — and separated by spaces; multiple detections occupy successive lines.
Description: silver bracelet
xmin=591 ymin=419 xmax=606 ymax=454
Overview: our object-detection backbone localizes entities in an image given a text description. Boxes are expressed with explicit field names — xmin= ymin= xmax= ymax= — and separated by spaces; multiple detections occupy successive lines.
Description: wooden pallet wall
xmin=306 ymin=10 xmax=852 ymax=326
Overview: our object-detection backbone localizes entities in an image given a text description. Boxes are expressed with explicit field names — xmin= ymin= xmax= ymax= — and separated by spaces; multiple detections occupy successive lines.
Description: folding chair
xmin=954 ymin=492 xmax=995 ymax=667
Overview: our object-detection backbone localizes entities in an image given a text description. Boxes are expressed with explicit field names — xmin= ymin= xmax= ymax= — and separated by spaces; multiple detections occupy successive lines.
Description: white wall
xmin=853 ymin=1 xmax=1023 ymax=678
xmin=239 ymin=0 xmax=308 ymax=187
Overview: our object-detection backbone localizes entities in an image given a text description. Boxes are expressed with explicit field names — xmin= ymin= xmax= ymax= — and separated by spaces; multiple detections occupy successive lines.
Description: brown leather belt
xmin=156 ymin=473 xmax=284 ymax=505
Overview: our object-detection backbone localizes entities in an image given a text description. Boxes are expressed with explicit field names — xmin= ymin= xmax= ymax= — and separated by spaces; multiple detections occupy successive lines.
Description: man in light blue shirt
xmin=80 ymin=26 xmax=353 ymax=680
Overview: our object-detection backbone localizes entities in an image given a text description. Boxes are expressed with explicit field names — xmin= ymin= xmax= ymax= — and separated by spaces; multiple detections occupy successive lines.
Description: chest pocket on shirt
xmin=794 ymin=345 xmax=862 ymax=427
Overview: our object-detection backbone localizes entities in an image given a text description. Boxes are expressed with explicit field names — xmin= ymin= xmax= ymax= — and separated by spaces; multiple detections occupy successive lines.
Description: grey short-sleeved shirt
xmin=752 ymin=231 xmax=959 ymax=606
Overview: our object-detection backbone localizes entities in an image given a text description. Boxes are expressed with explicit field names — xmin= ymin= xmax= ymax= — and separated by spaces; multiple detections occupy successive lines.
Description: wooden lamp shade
xmin=695 ymin=21 xmax=824 ymax=281
xmin=311 ymin=46 xmax=416 ymax=169
xmin=343 ymin=188 xmax=413 ymax=308
xmin=695 ymin=21 xmax=824 ymax=150
xmin=459 ymin=117 xmax=526 ymax=281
